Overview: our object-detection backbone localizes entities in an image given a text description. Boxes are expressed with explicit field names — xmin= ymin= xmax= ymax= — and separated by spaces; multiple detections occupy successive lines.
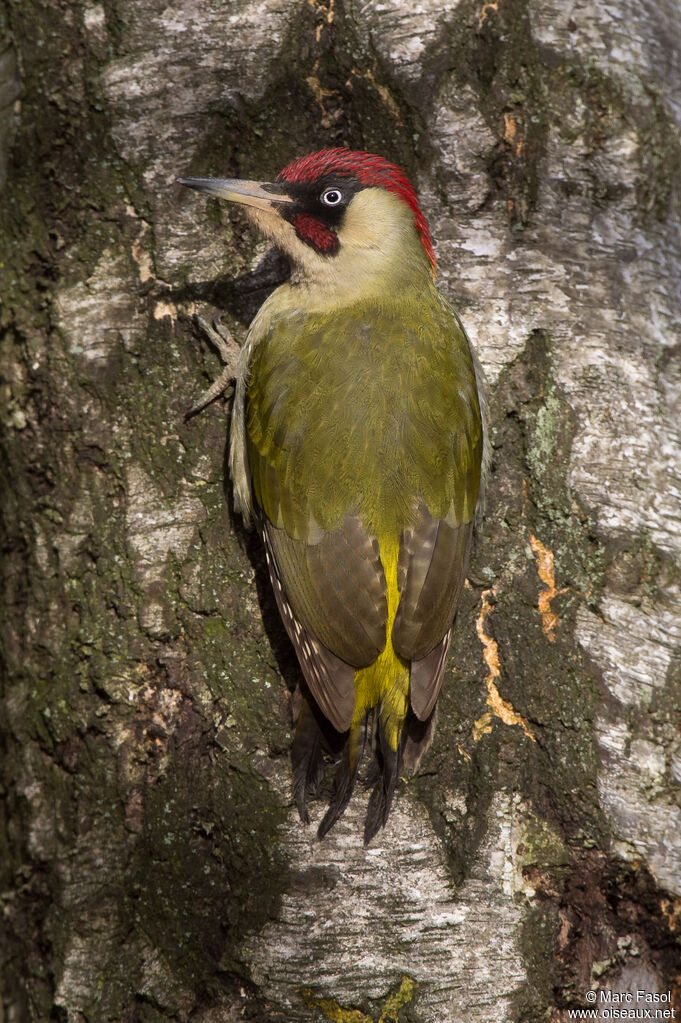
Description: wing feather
xmin=262 ymin=525 xmax=356 ymax=732
xmin=409 ymin=627 xmax=453 ymax=721
xmin=264 ymin=515 xmax=387 ymax=667
xmin=393 ymin=500 xmax=473 ymax=721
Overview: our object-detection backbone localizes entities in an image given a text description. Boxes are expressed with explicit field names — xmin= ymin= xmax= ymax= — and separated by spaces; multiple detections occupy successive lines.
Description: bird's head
xmin=180 ymin=149 xmax=436 ymax=300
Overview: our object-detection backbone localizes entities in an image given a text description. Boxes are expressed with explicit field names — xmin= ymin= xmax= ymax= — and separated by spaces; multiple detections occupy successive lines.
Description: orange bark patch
xmin=529 ymin=534 xmax=567 ymax=642
xmin=472 ymin=711 xmax=493 ymax=741
xmin=475 ymin=587 xmax=536 ymax=741
xmin=503 ymin=112 xmax=524 ymax=154
xmin=306 ymin=0 xmax=341 ymax=125
xmin=348 ymin=66 xmax=403 ymax=125
xmin=661 ymin=896 xmax=681 ymax=932
xmin=478 ymin=1 xmax=499 ymax=29
xmin=457 ymin=742 xmax=472 ymax=762
xmin=308 ymin=0 xmax=335 ymax=36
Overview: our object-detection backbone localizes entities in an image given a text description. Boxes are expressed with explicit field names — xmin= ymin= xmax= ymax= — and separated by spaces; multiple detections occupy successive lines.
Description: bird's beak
xmin=178 ymin=176 xmax=295 ymax=213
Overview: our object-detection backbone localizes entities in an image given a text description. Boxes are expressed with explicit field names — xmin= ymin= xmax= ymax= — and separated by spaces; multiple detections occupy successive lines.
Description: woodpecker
xmin=180 ymin=149 xmax=485 ymax=843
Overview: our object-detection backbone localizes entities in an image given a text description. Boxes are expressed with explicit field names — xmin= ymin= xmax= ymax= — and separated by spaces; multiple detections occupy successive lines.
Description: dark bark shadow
xmin=227 ymin=485 xmax=303 ymax=702
xmin=168 ymin=248 xmax=304 ymax=698
xmin=165 ymin=248 xmax=290 ymax=327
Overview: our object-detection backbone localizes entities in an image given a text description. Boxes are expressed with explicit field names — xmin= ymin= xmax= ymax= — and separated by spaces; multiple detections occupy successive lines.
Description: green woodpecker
xmin=180 ymin=149 xmax=485 ymax=843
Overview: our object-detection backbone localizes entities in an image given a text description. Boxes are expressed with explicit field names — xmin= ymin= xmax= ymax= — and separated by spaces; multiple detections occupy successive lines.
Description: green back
xmin=245 ymin=282 xmax=482 ymax=541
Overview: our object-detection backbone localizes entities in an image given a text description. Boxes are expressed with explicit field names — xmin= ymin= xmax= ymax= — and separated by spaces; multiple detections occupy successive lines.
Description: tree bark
xmin=1 ymin=0 xmax=680 ymax=1020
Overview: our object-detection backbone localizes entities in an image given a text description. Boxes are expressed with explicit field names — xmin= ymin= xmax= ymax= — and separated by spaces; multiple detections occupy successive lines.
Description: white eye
xmin=321 ymin=188 xmax=343 ymax=206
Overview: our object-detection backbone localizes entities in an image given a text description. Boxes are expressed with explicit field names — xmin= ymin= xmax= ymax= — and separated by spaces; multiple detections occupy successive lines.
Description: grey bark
xmin=1 ymin=0 xmax=680 ymax=1021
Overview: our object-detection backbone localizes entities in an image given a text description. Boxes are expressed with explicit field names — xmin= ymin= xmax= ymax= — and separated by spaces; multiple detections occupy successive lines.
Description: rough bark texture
xmin=1 ymin=1 xmax=680 ymax=1021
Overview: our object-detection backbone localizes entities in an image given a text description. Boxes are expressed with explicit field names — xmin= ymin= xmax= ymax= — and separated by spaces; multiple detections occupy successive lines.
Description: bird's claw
xmin=185 ymin=312 xmax=241 ymax=419
xmin=184 ymin=371 xmax=235 ymax=420
xmin=194 ymin=313 xmax=240 ymax=364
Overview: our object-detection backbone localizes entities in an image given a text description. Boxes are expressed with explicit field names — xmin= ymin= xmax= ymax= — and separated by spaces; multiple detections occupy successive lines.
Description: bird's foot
xmin=185 ymin=313 xmax=241 ymax=419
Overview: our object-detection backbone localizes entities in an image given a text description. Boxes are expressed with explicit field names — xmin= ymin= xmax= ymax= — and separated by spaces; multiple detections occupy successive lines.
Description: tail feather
xmin=293 ymin=700 xmax=430 ymax=841
xmin=317 ymin=710 xmax=372 ymax=839
xmin=292 ymin=697 xmax=333 ymax=823
xmin=363 ymin=717 xmax=406 ymax=845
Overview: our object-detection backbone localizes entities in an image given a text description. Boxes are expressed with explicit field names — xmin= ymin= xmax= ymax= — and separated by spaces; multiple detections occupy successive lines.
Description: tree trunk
xmin=1 ymin=0 xmax=680 ymax=1020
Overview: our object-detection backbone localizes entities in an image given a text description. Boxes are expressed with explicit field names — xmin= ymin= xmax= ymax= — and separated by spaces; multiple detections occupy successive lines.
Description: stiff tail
xmin=317 ymin=709 xmax=372 ymax=839
xmin=292 ymin=695 xmax=339 ymax=823
xmin=363 ymin=715 xmax=406 ymax=844
xmin=362 ymin=705 xmax=437 ymax=841
xmin=294 ymin=695 xmax=429 ymax=842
